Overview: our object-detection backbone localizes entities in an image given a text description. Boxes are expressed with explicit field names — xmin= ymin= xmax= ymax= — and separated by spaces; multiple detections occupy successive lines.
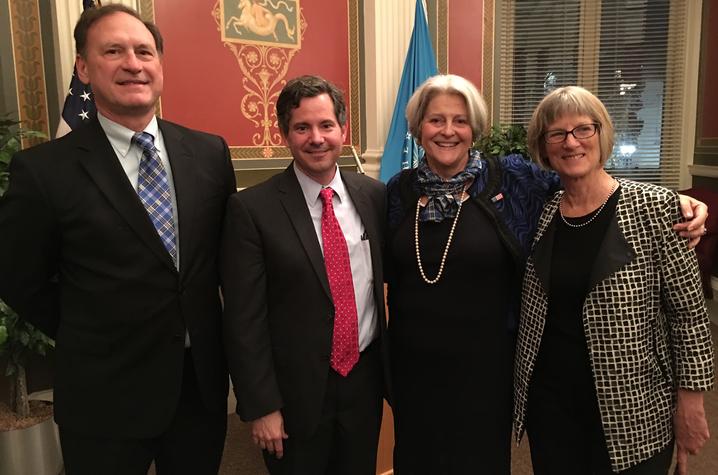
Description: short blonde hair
xmin=527 ymin=86 xmax=614 ymax=169
xmin=406 ymin=74 xmax=489 ymax=143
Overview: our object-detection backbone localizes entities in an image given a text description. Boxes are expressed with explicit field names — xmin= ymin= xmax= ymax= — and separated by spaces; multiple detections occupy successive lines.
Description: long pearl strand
xmin=414 ymin=191 xmax=466 ymax=285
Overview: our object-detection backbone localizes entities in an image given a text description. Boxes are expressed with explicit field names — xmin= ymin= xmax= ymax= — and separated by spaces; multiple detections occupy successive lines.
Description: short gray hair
xmin=405 ymin=74 xmax=489 ymax=143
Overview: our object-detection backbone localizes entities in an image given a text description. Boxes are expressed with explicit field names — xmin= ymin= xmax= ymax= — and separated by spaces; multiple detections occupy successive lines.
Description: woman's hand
xmin=675 ymin=195 xmax=708 ymax=249
xmin=673 ymin=389 xmax=710 ymax=475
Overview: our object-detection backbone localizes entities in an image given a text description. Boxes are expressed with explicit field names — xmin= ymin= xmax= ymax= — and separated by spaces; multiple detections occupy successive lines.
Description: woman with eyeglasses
xmin=513 ymin=86 xmax=715 ymax=475
xmin=385 ymin=76 xmax=709 ymax=474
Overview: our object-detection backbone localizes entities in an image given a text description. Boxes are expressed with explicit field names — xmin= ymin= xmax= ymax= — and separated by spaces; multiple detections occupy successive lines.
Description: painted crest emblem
xmin=222 ymin=0 xmax=300 ymax=49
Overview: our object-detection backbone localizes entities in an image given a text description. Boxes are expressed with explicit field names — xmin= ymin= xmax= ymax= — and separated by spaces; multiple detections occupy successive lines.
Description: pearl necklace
xmin=559 ymin=179 xmax=618 ymax=228
xmin=414 ymin=191 xmax=466 ymax=285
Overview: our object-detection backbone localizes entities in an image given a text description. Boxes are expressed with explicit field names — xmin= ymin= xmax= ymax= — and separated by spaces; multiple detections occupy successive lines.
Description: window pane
xmin=501 ymin=0 xmax=581 ymax=125
xmin=598 ymin=0 xmax=670 ymax=172
xmin=498 ymin=0 xmax=687 ymax=187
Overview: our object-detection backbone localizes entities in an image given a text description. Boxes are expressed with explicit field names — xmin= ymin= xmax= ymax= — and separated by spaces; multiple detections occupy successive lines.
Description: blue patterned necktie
xmin=132 ymin=132 xmax=177 ymax=265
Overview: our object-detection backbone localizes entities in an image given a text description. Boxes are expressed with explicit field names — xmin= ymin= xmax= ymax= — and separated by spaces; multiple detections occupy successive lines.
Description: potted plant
xmin=475 ymin=123 xmax=529 ymax=159
xmin=0 ymin=117 xmax=61 ymax=474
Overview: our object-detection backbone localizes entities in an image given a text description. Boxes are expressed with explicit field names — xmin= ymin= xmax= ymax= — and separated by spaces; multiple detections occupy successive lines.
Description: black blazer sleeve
xmin=221 ymin=192 xmax=284 ymax=421
xmin=0 ymin=150 xmax=61 ymax=337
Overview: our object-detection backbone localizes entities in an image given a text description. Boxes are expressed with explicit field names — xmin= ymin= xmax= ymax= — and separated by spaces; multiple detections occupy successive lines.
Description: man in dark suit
xmin=221 ymin=76 xmax=389 ymax=474
xmin=0 ymin=5 xmax=235 ymax=474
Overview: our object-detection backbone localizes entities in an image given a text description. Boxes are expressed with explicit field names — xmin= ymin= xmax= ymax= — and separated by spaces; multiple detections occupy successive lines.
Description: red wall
xmin=152 ymin=1 xmax=486 ymax=146
xmin=154 ymin=1 xmax=352 ymax=146
xmin=448 ymin=0 xmax=483 ymax=89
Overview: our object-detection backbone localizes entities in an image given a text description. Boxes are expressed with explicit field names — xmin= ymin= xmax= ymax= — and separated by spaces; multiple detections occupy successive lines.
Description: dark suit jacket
xmin=0 ymin=118 xmax=236 ymax=438
xmin=220 ymin=165 xmax=389 ymax=438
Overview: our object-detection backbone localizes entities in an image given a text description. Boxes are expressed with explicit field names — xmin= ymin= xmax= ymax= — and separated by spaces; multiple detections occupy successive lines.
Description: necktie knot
xmin=132 ymin=131 xmax=156 ymax=155
xmin=132 ymin=131 xmax=177 ymax=266
xmin=320 ymin=187 xmax=334 ymax=209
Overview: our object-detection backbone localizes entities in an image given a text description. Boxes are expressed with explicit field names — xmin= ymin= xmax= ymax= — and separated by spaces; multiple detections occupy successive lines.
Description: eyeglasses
xmin=543 ymin=123 xmax=600 ymax=144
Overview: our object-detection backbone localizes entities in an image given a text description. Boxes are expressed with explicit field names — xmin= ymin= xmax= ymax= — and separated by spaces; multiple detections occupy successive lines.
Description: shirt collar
xmin=97 ymin=113 xmax=161 ymax=158
xmin=293 ymin=162 xmax=347 ymax=208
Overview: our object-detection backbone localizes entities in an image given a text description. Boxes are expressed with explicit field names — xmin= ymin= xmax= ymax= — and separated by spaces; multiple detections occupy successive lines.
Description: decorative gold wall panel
xmin=8 ymin=0 xmax=50 ymax=145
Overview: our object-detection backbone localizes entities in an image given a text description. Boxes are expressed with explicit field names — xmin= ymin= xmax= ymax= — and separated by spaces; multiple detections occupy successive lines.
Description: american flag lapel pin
xmin=491 ymin=193 xmax=504 ymax=203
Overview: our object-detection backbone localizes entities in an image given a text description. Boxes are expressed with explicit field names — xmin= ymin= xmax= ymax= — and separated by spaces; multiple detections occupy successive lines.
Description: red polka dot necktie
xmin=320 ymin=187 xmax=359 ymax=377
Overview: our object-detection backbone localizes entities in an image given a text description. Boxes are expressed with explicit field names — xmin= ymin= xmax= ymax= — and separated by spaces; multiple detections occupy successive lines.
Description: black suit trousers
xmin=60 ymin=350 xmax=227 ymax=475
xmin=263 ymin=341 xmax=384 ymax=475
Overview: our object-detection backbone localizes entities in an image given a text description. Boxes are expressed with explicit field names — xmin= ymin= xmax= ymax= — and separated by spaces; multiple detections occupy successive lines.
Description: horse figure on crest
xmin=226 ymin=0 xmax=296 ymax=41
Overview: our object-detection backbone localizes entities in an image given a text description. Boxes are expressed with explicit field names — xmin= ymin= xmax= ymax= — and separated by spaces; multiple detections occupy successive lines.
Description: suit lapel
xmin=342 ymin=171 xmax=383 ymax=307
xmin=587 ymin=187 xmax=636 ymax=290
xmin=342 ymin=172 xmax=372 ymax=234
xmin=77 ymin=119 xmax=176 ymax=271
xmin=531 ymin=186 xmax=636 ymax=295
xmin=531 ymin=198 xmax=558 ymax=295
xmin=278 ymin=166 xmax=332 ymax=299
xmin=160 ymin=120 xmax=197 ymax=275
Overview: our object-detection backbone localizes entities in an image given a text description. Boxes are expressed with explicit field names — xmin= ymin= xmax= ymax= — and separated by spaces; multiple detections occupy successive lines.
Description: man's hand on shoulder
xmin=250 ymin=410 xmax=288 ymax=459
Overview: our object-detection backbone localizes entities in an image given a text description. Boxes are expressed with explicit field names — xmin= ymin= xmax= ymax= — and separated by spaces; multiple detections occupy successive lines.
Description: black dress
xmin=526 ymin=191 xmax=618 ymax=475
xmin=387 ymin=199 xmax=515 ymax=474
xmin=526 ymin=187 xmax=674 ymax=475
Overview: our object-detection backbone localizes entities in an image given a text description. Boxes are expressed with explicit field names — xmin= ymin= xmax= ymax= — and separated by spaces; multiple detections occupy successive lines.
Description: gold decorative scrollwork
xmin=229 ymin=43 xmax=297 ymax=148
xmin=137 ymin=0 xmax=156 ymax=22
xmin=8 ymin=0 xmax=50 ymax=146
xmin=212 ymin=1 xmax=306 ymax=156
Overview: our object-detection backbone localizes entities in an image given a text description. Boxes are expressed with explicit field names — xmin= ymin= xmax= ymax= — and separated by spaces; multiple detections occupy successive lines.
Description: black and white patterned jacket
xmin=513 ymin=178 xmax=715 ymax=472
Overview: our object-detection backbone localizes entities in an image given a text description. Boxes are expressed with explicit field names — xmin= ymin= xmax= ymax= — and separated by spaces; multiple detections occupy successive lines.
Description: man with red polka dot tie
xmin=221 ymin=75 xmax=389 ymax=475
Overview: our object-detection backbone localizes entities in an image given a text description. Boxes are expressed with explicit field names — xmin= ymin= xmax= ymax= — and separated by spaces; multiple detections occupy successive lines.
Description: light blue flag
xmin=379 ymin=0 xmax=438 ymax=182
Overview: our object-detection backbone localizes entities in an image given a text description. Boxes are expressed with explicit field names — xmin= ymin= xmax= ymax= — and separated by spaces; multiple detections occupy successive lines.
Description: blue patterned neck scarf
xmin=417 ymin=151 xmax=481 ymax=222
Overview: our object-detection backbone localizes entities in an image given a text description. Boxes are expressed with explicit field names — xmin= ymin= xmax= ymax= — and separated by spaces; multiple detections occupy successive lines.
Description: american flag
xmin=55 ymin=0 xmax=100 ymax=138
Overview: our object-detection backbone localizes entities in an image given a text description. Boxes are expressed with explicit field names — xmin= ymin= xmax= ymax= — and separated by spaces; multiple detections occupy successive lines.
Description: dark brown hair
xmin=74 ymin=4 xmax=164 ymax=57
xmin=276 ymin=76 xmax=347 ymax=136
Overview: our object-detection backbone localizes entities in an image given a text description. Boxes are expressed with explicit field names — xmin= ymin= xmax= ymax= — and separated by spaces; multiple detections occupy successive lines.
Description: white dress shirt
xmin=97 ymin=113 xmax=180 ymax=268
xmin=98 ymin=113 xmax=189 ymax=347
xmin=294 ymin=163 xmax=378 ymax=351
